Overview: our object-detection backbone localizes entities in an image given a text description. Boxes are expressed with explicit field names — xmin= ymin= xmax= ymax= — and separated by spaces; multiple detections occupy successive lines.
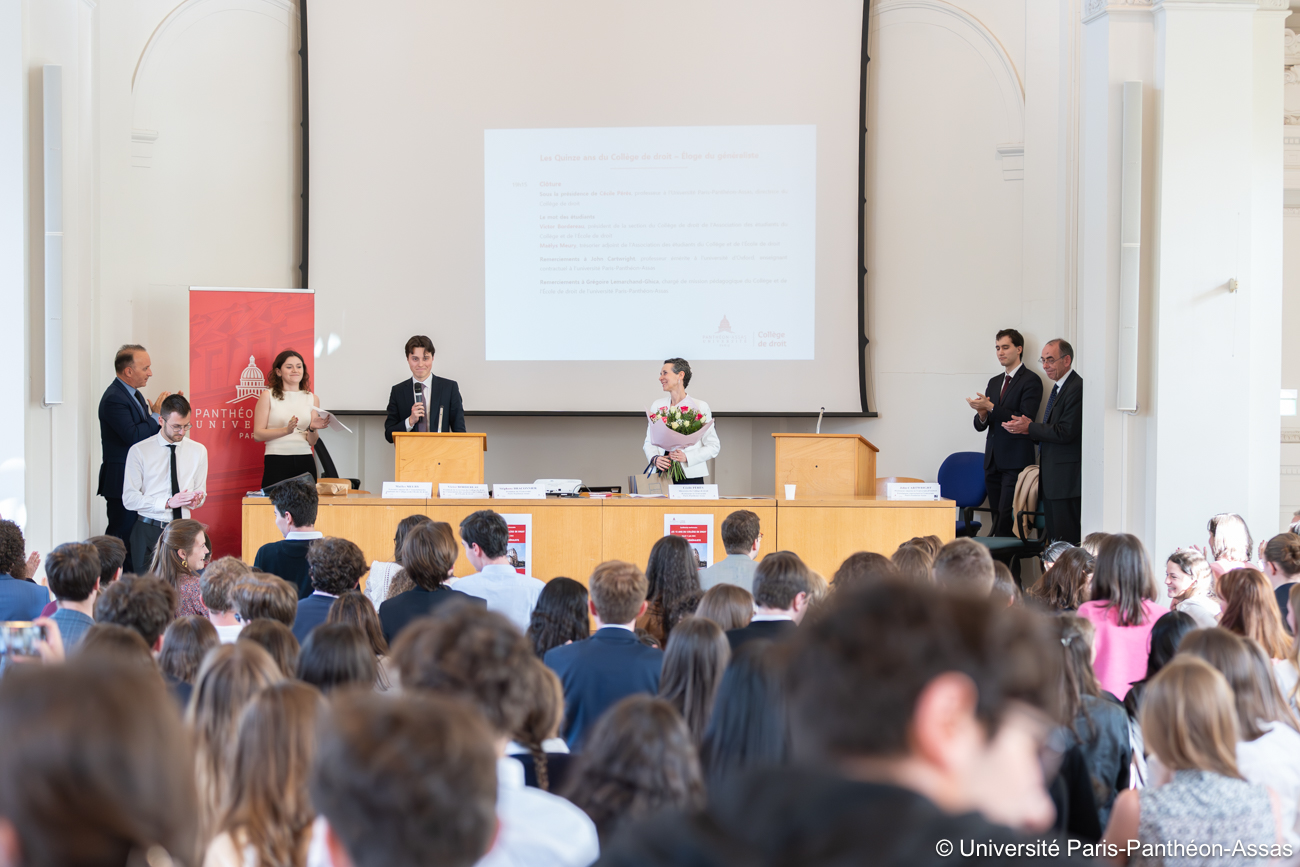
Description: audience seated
xmin=508 ymin=657 xmax=572 ymax=791
xmin=694 ymin=583 xmax=753 ymax=632
xmin=831 ymin=551 xmax=898 ymax=590
xmin=206 ymin=681 xmax=326 ymax=867
xmin=233 ymin=572 xmax=298 ymax=627
xmin=638 ymin=535 xmax=704 ymax=644
xmin=1262 ymin=532 xmax=1300 ymax=630
xmin=0 ymin=519 xmax=50 ymax=620
xmin=364 ymin=513 xmax=432 ymax=609
xmin=525 ymin=576 xmax=591 ymax=657
xmin=991 ymin=561 xmax=1021 ymax=607
xmin=726 ymin=551 xmax=809 ymax=651
xmin=252 ymin=479 xmax=321 ymax=599
xmin=889 ymin=542 xmax=934 ymax=584
xmin=44 ymin=533 xmax=125 ymax=619
xmin=453 ymin=509 xmax=547 ymax=630
xmin=94 ymin=573 xmax=177 ymax=653
xmin=159 ymin=615 xmax=219 ymax=706
xmin=1123 ymin=610 xmax=1197 ymax=723
xmin=201 ymin=556 xmax=253 ymax=642
xmin=326 ymin=589 xmax=395 ymax=690
xmin=1041 ymin=540 xmax=1074 ymax=569
xmin=377 ymin=521 xmax=484 ymax=644
xmin=1218 ymin=567 xmax=1299 ymax=700
xmin=237 ymin=618 xmax=300 ymax=678
xmin=393 ymin=605 xmax=600 ymax=867
xmin=658 ymin=616 xmax=730 ymax=745
xmin=804 ymin=569 xmax=829 ymax=613
xmin=297 ymin=623 xmax=378 ymax=694
xmin=310 ymin=690 xmax=499 ymax=867
xmin=293 ymin=537 xmax=366 ymax=643
xmin=698 ymin=509 xmax=762 ymax=593
xmin=1081 ymin=531 xmax=1109 ymax=556
xmin=546 ymin=560 xmax=664 ymax=750
xmin=563 ymin=695 xmax=706 ymax=847
xmin=697 ymin=640 xmax=789 ymax=793
xmin=1164 ymin=547 xmax=1220 ymax=627
xmin=1077 ymin=533 xmax=1168 ymax=699
xmin=44 ymin=541 xmax=102 ymax=649
xmin=149 ymin=518 xmax=211 ymax=618
xmin=1028 ymin=545 xmax=1093 ymax=612
xmin=932 ymin=538 xmax=996 ymax=595
xmin=1205 ymin=512 xmax=1255 ymax=578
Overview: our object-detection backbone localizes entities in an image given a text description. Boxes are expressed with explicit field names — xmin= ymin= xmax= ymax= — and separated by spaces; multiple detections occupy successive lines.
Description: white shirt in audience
xmin=455 ymin=565 xmax=547 ymax=632
xmin=366 ymin=560 xmax=401 ymax=608
xmin=1237 ymin=720 xmax=1300 ymax=861
xmin=475 ymin=756 xmax=598 ymax=867
xmin=213 ymin=622 xmax=244 ymax=644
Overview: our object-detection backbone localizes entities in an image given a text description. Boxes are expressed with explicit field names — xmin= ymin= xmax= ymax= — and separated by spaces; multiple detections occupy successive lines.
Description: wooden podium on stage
xmin=393 ymin=433 xmax=487 ymax=486
xmin=772 ymin=433 xmax=878 ymax=498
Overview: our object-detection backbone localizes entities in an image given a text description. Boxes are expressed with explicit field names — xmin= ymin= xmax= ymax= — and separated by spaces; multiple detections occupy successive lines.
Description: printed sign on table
xmin=664 ymin=513 xmax=714 ymax=569
xmin=500 ymin=513 xmax=532 ymax=574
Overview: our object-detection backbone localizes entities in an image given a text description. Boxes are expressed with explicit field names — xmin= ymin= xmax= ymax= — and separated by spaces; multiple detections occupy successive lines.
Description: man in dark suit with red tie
xmin=97 ymin=345 xmax=176 ymax=564
xmin=383 ymin=335 xmax=467 ymax=442
xmin=967 ymin=329 xmax=1042 ymax=537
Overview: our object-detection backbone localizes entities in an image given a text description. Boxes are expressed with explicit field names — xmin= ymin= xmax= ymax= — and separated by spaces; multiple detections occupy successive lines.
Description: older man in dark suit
xmin=97 ymin=345 xmax=175 ymax=564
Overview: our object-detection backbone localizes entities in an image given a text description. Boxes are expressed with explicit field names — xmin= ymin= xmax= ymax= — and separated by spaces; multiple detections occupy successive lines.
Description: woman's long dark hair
xmin=645 ymin=535 xmax=704 ymax=637
xmin=1089 ymin=533 xmax=1158 ymax=627
xmin=1123 ymin=610 xmax=1197 ymax=721
xmin=392 ymin=514 xmax=433 ymax=563
xmin=658 ymin=617 xmax=730 ymax=745
xmin=698 ymin=640 xmax=789 ymax=792
xmin=295 ymin=624 xmax=377 ymax=694
xmin=268 ymin=350 xmax=310 ymax=399
xmin=526 ymin=577 xmax=591 ymax=658
xmin=1030 ymin=547 xmax=1094 ymax=611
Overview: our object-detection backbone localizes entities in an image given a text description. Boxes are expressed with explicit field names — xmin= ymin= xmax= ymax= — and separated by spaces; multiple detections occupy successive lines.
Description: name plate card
xmin=668 ymin=484 xmax=720 ymax=500
xmin=493 ymin=484 xmax=547 ymax=500
xmin=885 ymin=483 xmax=942 ymax=501
xmin=382 ymin=481 xmax=432 ymax=499
xmin=438 ymin=483 xmax=490 ymax=499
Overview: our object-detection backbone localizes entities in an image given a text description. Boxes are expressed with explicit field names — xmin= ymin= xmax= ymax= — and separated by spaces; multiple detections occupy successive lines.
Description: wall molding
xmin=1283 ymin=430 xmax=1300 ymax=442
xmin=133 ymin=0 xmax=296 ymax=92
xmin=1083 ymin=0 xmax=1152 ymax=25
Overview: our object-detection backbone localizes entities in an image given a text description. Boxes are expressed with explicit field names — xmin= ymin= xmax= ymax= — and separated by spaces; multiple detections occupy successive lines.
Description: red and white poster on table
xmin=189 ymin=288 xmax=315 ymax=560
xmin=499 ymin=514 xmax=532 ymax=574
xmin=665 ymin=514 xmax=714 ymax=569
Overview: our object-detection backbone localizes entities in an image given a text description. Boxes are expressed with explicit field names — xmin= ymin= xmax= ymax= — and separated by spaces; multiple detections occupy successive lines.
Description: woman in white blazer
xmin=642 ymin=358 xmax=721 ymax=481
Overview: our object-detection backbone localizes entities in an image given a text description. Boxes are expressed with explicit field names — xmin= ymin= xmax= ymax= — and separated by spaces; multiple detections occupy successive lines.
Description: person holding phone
xmin=383 ymin=335 xmax=466 ymax=442
xmin=253 ymin=350 xmax=326 ymax=489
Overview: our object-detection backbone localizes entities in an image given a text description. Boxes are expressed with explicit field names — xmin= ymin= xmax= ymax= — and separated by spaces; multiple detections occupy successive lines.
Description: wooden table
xmin=774 ymin=495 xmax=954 ymax=580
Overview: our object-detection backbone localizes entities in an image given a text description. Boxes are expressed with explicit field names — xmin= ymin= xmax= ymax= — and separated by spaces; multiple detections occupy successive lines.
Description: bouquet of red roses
xmin=646 ymin=404 xmax=713 ymax=482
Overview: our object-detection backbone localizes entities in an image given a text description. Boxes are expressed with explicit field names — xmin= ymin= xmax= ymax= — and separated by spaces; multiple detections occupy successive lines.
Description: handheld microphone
xmin=437 ymin=406 xmax=444 ymax=434
xmin=816 ymin=407 xmax=825 ymax=435
xmin=413 ymin=381 xmax=426 ymax=432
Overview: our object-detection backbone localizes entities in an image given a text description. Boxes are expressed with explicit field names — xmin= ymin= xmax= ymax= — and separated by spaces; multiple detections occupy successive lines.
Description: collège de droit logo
xmin=703 ymin=314 xmax=746 ymax=347
xmin=192 ymin=356 xmax=265 ymax=437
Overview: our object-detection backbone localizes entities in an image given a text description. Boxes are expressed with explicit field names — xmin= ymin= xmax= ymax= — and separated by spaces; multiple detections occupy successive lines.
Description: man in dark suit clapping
xmin=383 ymin=335 xmax=466 ymax=441
xmin=967 ymin=329 xmax=1042 ymax=537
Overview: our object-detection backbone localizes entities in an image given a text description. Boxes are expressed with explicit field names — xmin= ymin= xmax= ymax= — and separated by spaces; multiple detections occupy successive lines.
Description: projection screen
xmin=307 ymin=0 xmax=866 ymax=414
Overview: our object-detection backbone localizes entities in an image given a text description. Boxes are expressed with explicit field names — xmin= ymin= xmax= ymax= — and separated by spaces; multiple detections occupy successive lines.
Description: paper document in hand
xmin=316 ymin=411 xmax=352 ymax=433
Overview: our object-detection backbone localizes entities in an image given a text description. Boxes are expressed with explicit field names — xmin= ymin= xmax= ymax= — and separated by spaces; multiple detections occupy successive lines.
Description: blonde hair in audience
xmin=1081 ymin=532 xmax=1109 ymax=557
xmin=1217 ymin=568 xmax=1291 ymax=660
xmin=891 ymin=544 xmax=934 ymax=584
xmin=1140 ymin=656 xmax=1242 ymax=780
xmin=804 ymin=570 xmax=829 ymax=608
xmin=589 ymin=561 xmax=649 ymax=625
xmin=695 ymin=584 xmax=753 ymax=632
xmin=1207 ymin=513 xmax=1253 ymax=563
xmin=1178 ymin=628 xmax=1299 ymax=741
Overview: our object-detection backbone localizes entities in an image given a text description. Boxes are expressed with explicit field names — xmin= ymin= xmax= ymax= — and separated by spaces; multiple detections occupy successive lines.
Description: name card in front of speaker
xmin=439 ymin=483 xmax=490 ymax=499
xmin=382 ymin=481 xmax=433 ymax=499
xmin=886 ymin=483 xmax=942 ymax=501
xmin=668 ymin=484 xmax=720 ymax=500
xmin=493 ymin=484 xmax=546 ymax=500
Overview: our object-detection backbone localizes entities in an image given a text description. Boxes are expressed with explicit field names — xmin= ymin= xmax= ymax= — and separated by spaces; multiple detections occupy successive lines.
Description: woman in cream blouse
xmin=642 ymin=357 xmax=721 ymax=482
xmin=253 ymin=350 xmax=327 ymax=488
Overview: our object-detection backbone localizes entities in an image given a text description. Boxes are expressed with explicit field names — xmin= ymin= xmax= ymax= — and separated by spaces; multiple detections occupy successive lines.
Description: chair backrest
xmin=874 ymin=476 xmax=925 ymax=497
xmin=937 ymin=452 xmax=987 ymax=509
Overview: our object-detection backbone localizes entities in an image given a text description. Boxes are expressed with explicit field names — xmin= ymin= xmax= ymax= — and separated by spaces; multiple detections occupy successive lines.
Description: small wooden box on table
xmin=393 ymin=432 xmax=486 ymax=484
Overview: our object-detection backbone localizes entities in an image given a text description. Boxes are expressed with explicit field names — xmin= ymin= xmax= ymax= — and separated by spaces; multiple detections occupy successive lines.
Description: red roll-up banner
xmin=189 ymin=288 xmax=315 ymax=560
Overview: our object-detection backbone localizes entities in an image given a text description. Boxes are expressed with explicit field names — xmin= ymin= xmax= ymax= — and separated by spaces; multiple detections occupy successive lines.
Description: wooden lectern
xmin=772 ymin=433 xmax=878 ymax=499
xmin=393 ymin=433 xmax=487 ymax=486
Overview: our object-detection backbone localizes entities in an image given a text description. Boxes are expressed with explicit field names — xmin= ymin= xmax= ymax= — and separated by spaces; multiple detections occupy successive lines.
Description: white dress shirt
xmin=454 ymin=564 xmax=546 ymax=631
xmin=122 ymin=432 xmax=209 ymax=522
xmin=475 ymin=756 xmax=599 ymax=867
xmin=642 ymin=395 xmax=722 ymax=479
xmin=404 ymin=374 xmax=436 ymax=431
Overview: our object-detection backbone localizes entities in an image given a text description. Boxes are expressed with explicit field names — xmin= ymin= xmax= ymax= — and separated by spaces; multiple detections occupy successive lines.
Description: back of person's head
xmin=832 ymin=551 xmax=898 ymax=590
xmin=221 ymin=681 xmax=326 ymax=865
xmin=159 ymin=616 xmax=220 ymax=684
xmin=562 ymin=695 xmax=705 ymax=846
xmin=1030 ymin=546 xmax=1094 ymax=611
xmin=399 ymin=521 xmax=459 ymax=590
xmin=1207 ymin=512 xmax=1253 ymax=563
xmin=327 ymin=589 xmax=389 ymax=656
xmin=311 ymin=690 xmax=498 ymax=867
xmin=1263 ymin=532 xmax=1300 ymax=579
xmin=695 ymin=583 xmax=753 ymax=631
xmin=87 ymin=534 xmax=127 ymax=586
xmin=392 ymin=605 xmax=535 ymax=737
xmin=0 ymin=660 xmax=196 ymax=865
xmin=659 ymin=616 xmax=731 ymax=745
xmin=902 ymin=535 xmax=943 ymax=558
xmin=94 ymin=573 xmax=177 ymax=648
xmin=1090 ymin=533 xmax=1157 ymax=626
xmin=1218 ymin=567 xmax=1291 ymax=659
xmin=1143 ymin=610 xmax=1198 ymax=680
xmin=1166 ymin=548 xmax=1213 ymax=599
xmin=297 ymin=623 xmax=378 ymax=693
xmin=804 ymin=570 xmax=829 ymax=610
xmin=1141 ymin=656 xmax=1241 ymax=779
xmin=76 ymin=622 xmax=158 ymax=672
xmin=890 ymin=544 xmax=934 ymax=584
xmin=589 ymin=560 xmax=649 ymax=625
xmin=990 ymin=562 xmax=1020 ymax=606
xmin=0 ymin=519 xmax=27 ymax=579
xmin=44 ymin=541 xmax=101 ymax=602
xmin=1179 ymin=627 xmax=1299 ymax=741
xmin=932 ymin=539 xmax=996 ymax=595
xmin=526 ymin=576 xmax=590 ymax=657
xmin=270 ymin=478 xmax=318 ymax=528
xmin=307 ymin=537 xmax=367 ymax=595
xmin=720 ymin=510 xmax=762 ymax=555
xmin=237 ymin=619 xmax=300 ymax=678
xmin=1055 ymin=614 xmax=1100 ymax=732
xmin=753 ymin=551 xmax=810 ymax=611
xmin=459 ymin=510 xmax=509 ymax=559
xmin=1041 ymin=541 xmax=1073 ymax=567
xmin=645 ymin=534 xmax=702 ymax=608
xmin=513 ymin=658 xmax=566 ymax=790
xmin=391 ymin=513 xmax=434 ymax=563
xmin=1081 ymin=532 xmax=1110 ymax=557
xmin=233 ymin=573 xmax=298 ymax=626
xmin=699 ymin=640 xmax=789 ymax=792
xmin=201 ymin=556 xmax=252 ymax=613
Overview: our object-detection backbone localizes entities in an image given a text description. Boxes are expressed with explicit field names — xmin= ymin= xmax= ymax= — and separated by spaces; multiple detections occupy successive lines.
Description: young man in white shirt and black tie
xmin=383 ymin=335 xmax=467 ymax=442
xmin=121 ymin=394 xmax=208 ymax=574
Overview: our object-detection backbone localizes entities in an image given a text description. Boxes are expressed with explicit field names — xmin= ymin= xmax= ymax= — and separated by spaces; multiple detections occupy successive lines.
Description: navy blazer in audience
xmin=726 ymin=618 xmax=796 ymax=652
xmin=0 ymin=574 xmax=50 ymax=622
xmin=292 ymin=593 xmax=337 ymax=644
xmin=252 ymin=539 xmax=314 ymax=599
xmin=378 ymin=586 xmax=485 ymax=645
xmin=544 ymin=626 xmax=663 ymax=750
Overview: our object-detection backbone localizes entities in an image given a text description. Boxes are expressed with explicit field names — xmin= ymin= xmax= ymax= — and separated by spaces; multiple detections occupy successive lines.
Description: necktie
xmin=135 ymin=389 xmax=150 ymax=419
xmin=414 ymin=382 xmax=428 ymax=432
xmin=167 ymin=444 xmax=182 ymax=521
xmin=1043 ymin=383 xmax=1060 ymax=422
xmin=999 ymin=374 xmax=1011 ymax=401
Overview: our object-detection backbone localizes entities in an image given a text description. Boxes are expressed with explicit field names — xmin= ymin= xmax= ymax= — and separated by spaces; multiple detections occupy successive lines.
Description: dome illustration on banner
xmin=717 ymin=315 xmax=733 ymax=334
xmin=229 ymin=356 xmax=268 ymax=404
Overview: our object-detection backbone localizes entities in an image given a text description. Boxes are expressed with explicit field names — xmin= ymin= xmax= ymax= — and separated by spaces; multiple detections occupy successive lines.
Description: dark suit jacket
xmin=97 ymin=378 xmax=159 ymax=498
xmin=545 ymin=627 xmax=664 ymax=750
xmin=1028 ymin=372 xmax=1083 ymax=500
xmin=253 ymin=539 xmax=314 ymax=600
xmin=384 ymin=376 xmax=466 ymax=442
xmin=973 ymin=366 xmax=1043 ymax=472
xmin=292 ymin=593 xmax=338 ymax=643
xmin=726 ymin=618 xmax=796 ymax=652
xmin=377 ymin=586 xmax=485 ymax=645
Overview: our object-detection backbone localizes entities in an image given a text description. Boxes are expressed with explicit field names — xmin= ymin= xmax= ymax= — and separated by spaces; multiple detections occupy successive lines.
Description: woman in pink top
xmin=1077 ymin=533 xmax=1169 ymax=699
